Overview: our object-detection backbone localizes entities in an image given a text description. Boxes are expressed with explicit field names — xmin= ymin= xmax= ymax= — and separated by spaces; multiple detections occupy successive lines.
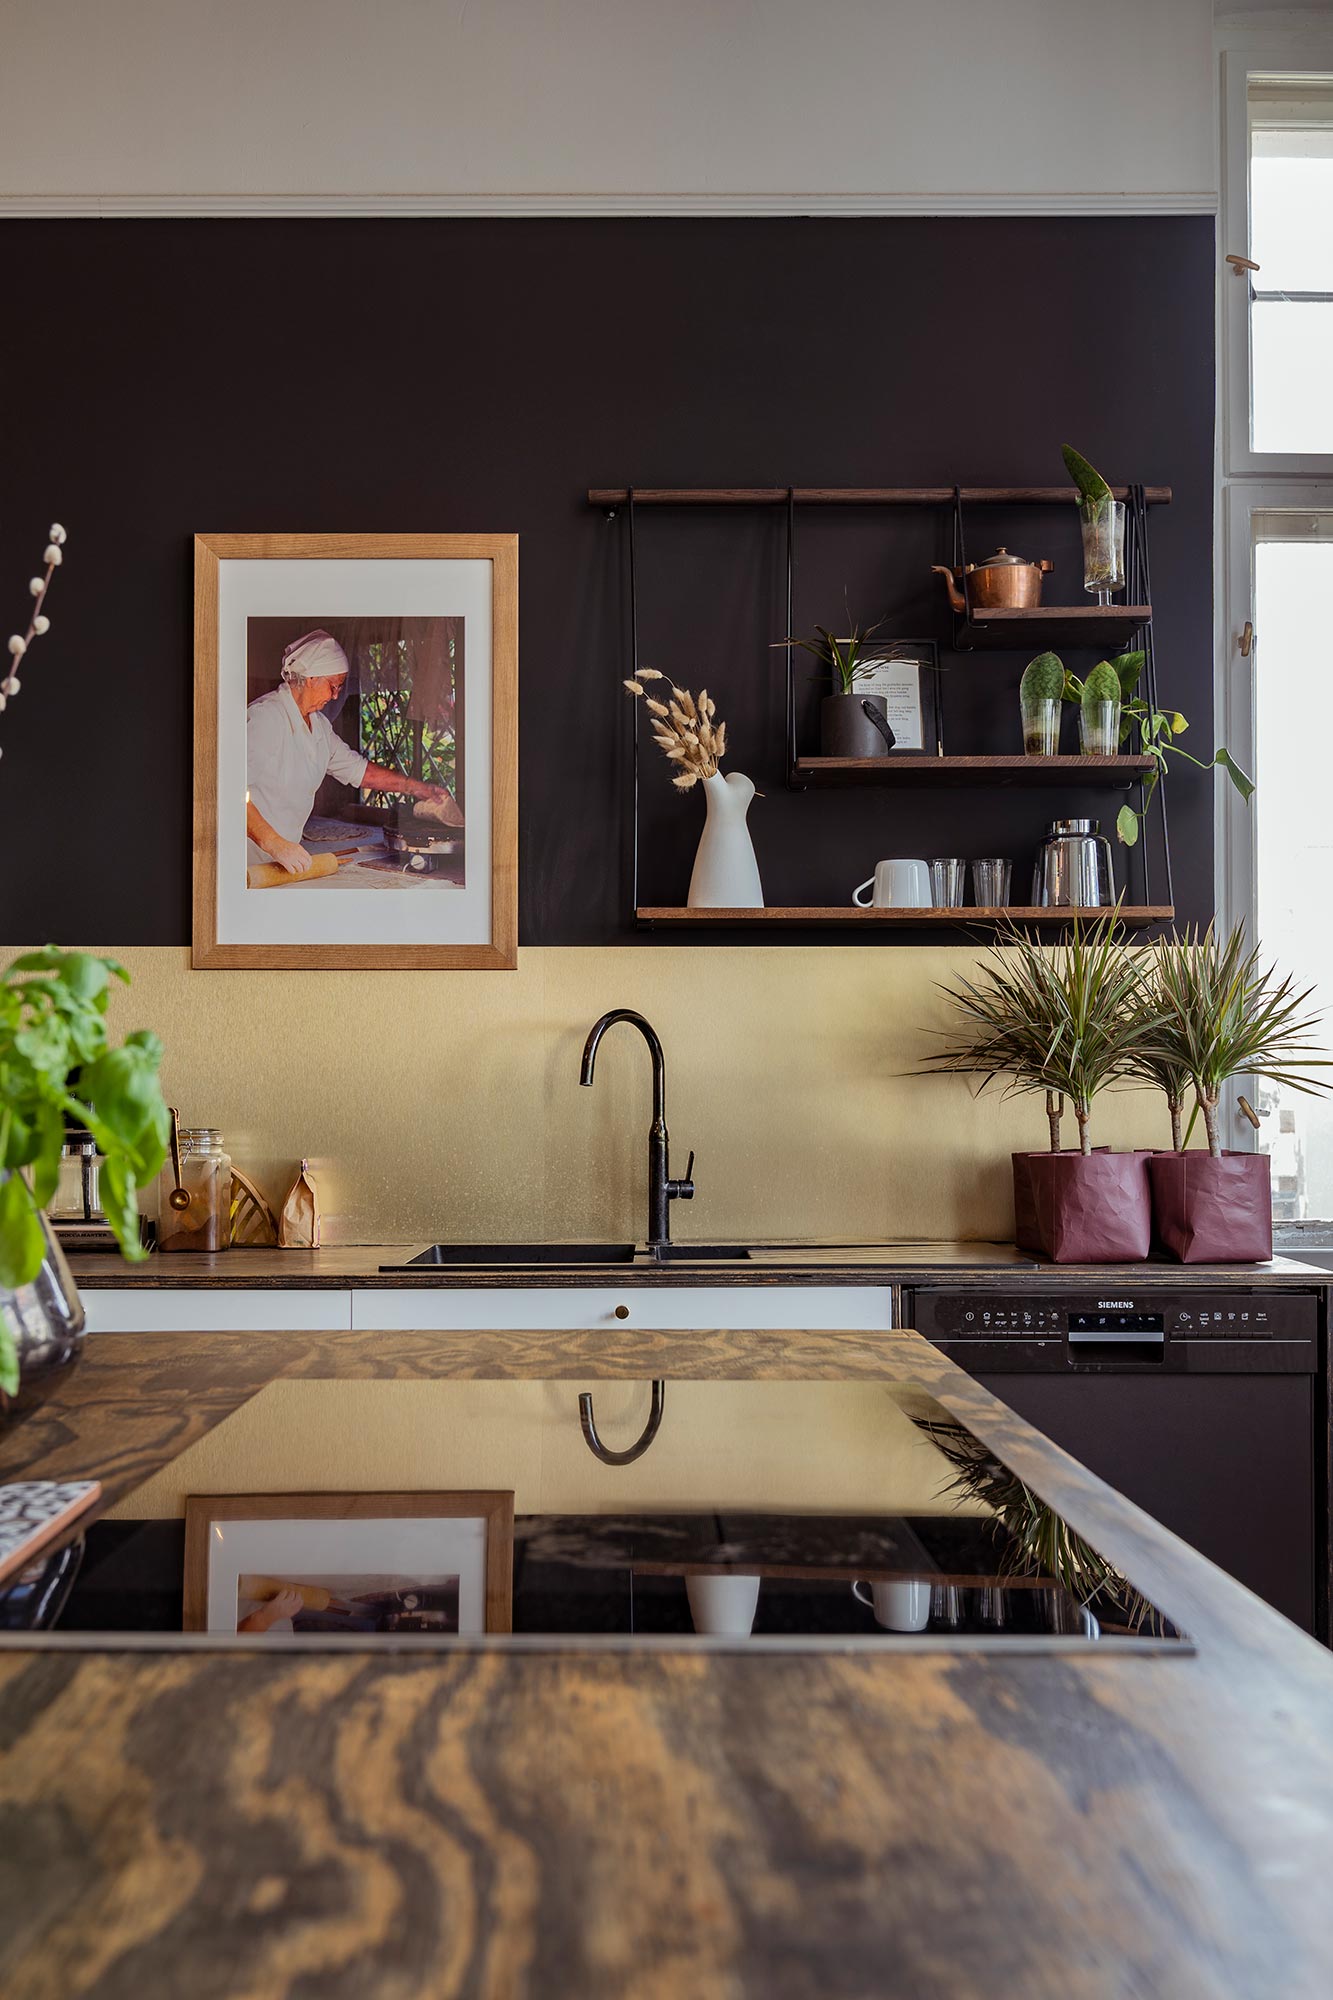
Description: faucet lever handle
xmin=671 ymin=1149 xmax=696 ymax=1200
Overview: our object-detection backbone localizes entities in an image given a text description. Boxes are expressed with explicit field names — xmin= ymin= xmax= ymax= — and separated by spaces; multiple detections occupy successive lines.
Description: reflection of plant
xmin=623 ymin=670 xmax=728 ymax=791
xmin=918 ymin=1411 xmax=1156 ymax=1630
xmin=924 ymin=910 xmax=1163 ymax=1154
xmin=0 ymin=950 xmax=169 ymax=1394
xmin=1149 ymin=924 xmax=1331 ymax=1157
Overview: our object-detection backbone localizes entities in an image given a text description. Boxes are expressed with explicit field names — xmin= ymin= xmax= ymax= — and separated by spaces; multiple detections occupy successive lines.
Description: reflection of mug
xmin=852 ymin=1578 xmax=931 ymax=1631
xmin=852 ymin=859 xmax=931 ymax=909
xmin=686 ymin=1572 xmax=761 ymax=1636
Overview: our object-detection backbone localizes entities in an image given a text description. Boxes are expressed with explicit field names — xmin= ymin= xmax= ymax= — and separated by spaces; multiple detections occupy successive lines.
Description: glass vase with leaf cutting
xmin=0 ymin=949 xmax=170 ymax=1414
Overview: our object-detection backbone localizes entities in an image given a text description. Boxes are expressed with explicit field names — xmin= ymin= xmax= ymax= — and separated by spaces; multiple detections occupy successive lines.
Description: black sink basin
xmin=383 ymin=1243 xmax=638 ymax=1269
xmin=379 ymin=1242 xmax=754 ymax=1270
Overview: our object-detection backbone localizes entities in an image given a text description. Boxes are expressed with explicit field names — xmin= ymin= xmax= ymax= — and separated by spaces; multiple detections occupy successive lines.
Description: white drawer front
xmin=80 ymin=1289 xmax=353 ymax=1334
xmin=350 ymin=1285 xmax=893 ymax=1332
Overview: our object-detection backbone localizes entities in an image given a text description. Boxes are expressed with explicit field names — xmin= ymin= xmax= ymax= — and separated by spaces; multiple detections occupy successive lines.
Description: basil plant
xmin=0 ymin=948 xmax=170 ymax=1393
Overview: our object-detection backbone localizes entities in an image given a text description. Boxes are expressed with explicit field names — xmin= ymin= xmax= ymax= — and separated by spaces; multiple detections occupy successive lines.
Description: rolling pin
xmin=247 ymin=846 xmax=359 ymax=890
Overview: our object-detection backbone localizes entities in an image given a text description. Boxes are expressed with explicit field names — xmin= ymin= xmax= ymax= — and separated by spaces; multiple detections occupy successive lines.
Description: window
xmin=1248 ymin=77 xmax=1333 ymax=456
xmin=1222 ymin=49 xmax=1333 ymax=475
xmin=1223 ymin=498 xmax=1333 ymax=1214
xmin=357 ymin=632 xmax=458 ymax=803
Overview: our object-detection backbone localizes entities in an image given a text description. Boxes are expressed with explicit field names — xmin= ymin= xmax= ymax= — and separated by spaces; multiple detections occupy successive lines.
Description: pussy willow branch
xmin=1 ymin=524 xmax=66 ymax=753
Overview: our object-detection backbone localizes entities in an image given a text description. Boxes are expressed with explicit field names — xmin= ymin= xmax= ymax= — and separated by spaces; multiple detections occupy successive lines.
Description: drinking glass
xmin=971 ymin=858 xmax=1012 ymax=908
xmin=1021 ymin=693 xmax=1061 ymax=756
xmin=1080 ymin=497 xmax=1126 ymax=603
xmin=1080 ymin=698 xmax=1122 ymax=756
xmin=929 ymin=858 xmax=965 ymax=908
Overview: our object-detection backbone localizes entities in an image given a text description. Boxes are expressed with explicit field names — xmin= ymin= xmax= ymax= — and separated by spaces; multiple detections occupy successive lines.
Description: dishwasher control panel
xmin=905 ymin=1288 xmax=1321 ymax=1372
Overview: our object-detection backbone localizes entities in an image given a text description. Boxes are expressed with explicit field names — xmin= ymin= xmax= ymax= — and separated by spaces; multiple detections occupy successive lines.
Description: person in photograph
xmin=246 ymin=628 xmax=462 ymax=876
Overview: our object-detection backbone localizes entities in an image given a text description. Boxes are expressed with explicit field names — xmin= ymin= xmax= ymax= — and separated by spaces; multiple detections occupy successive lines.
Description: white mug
xmin=852 ymin=1578 xmax=932 ymax=1632
xmin=852 ymin=858 xmax=931 ymax=909
xmin=686 ymin=1572 xmax=761 ymax=1636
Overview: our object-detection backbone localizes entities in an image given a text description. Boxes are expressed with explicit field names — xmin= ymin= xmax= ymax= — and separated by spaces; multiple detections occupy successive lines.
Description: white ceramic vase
xmin=687 ymin=770 xmax=764 ymax=909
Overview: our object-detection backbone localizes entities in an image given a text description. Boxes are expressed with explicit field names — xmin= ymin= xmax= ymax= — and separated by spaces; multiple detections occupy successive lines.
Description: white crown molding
xmin=0 ymin=189 xmax=1219 ymax=219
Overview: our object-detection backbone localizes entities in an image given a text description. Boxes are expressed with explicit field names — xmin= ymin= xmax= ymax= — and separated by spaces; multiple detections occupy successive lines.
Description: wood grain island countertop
xmin=1 ymin=1330 xmax=1332 ymax=1996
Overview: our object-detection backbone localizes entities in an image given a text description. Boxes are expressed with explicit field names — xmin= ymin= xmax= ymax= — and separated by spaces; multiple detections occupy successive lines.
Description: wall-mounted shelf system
xmin=950 ymin=605 xmax=1153 ymax=651
xmin=791 ymin=754 xmax=1156 ymax=790
xmin=637 ymin=906 xmax=1175 ymax=928
xmin=593 ymin=483 xmax=1176 ymax=933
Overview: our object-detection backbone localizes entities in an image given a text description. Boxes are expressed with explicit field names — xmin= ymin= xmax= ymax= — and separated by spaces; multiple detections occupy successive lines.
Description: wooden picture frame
xmin=183 ymin=1490 xmax=514 ymax=1635
xmin=193 ymin=533 xmax=518 ymax=970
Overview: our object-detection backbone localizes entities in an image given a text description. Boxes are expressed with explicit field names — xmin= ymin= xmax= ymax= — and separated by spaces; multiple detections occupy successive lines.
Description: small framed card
xmin=856 ymin=641 xmax=943 ymax=755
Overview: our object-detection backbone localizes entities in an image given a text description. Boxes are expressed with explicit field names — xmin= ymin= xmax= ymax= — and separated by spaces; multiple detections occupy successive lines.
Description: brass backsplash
xmin=14 ymin=944 xmax=1172 ymax=1246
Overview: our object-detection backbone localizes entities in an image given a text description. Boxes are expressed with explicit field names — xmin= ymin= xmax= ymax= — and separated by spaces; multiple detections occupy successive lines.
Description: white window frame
xmin=1220 ymin=40 xmax=1333 ymax=478
xmin=1217 ymin=26 xmax=1333 ymax=1172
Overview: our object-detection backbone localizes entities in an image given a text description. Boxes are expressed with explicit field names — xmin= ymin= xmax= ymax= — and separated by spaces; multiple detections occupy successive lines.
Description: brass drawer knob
xmin=614 ymin=1304 xmax=630 ymax=1321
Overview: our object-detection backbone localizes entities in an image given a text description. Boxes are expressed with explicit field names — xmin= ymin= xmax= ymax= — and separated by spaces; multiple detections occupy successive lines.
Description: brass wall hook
xmin=578 ymin=1381 xmax=666 ymax=1465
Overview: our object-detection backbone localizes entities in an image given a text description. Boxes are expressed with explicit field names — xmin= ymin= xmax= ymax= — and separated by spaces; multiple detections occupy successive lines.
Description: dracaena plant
xmin=1039 ymin=648 xmax=1255 ymax=847
xmin=923 ymin=910 xmax=1165 ymax=1155
xmin=774 ymin=608 xmax=895 ymax=695
xmin=0 ymin=949 xmax=170 ymax=1394
xmin=1148 ymin=925 xmax=1331 ymax=1158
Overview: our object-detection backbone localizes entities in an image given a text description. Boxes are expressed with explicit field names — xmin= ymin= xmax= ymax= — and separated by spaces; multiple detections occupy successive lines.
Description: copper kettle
xmin=932 ymin=547 xmax=1053 ymax=613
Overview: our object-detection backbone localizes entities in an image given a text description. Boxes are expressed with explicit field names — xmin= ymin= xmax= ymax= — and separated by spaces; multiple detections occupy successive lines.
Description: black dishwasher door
xmin=907 ymin=1287 xmax=1323 ymax=1637
xmin=964 ymin=1372 xmax=1314 ymax=1632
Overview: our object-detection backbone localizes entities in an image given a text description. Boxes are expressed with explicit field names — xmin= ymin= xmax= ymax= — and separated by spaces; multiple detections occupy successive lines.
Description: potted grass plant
xmin=1143 ymin=926 xmax=1331 ymax=1263
xmin=925 ymin=911 xmax=1164 ymax=1262
xmin=774 ymin=612 xmax=902 ymax=759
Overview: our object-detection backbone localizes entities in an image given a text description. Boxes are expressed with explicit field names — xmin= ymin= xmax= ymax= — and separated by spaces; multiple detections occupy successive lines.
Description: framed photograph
xmin=856 ymin=640 xmax=943 ymax=755
xmin=183 ymin=1491 xmax=514 ymax=1636
xmin=193 ymin=534 xmax=517 ymax=970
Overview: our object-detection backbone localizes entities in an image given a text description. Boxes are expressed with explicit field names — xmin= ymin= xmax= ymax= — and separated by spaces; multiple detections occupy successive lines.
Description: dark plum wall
xmin=0 ymin=217 xmax=1214 ymax=943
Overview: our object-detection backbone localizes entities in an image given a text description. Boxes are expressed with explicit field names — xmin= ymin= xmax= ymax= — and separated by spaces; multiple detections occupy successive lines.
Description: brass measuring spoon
xmin=167 ymin=1107 xmax=190 ymax=1212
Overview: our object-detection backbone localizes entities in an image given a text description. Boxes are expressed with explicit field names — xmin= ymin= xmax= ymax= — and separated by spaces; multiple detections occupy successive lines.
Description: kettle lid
xmin=970 ymin=546 xmax=1032 ymax=568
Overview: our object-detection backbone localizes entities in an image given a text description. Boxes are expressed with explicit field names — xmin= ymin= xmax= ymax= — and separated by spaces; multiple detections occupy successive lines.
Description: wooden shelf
xmin=637 ymin=906 xmax=1175 ymax=928
xmin=791 ymin=754 xmax=1155 ymax=790
xmin=952 ymin=605 xmax=1152 ymax=651
xmin=588 ymin=486 xmax=1172 ymax=507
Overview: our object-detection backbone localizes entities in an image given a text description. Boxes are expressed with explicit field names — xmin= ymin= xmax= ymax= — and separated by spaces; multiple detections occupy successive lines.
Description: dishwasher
xmin=903 ymin=1284 xmax=1328 ymax=1639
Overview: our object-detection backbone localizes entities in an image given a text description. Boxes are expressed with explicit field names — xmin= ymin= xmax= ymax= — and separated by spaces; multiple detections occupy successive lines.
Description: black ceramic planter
xmin=1147 ymin=1150 xmax=1273 ymax=1264
xmin=820 ymin=693 xmax=893 ymax=758
xmin=1024 ymin=1150 xmax=1153 ymax=1264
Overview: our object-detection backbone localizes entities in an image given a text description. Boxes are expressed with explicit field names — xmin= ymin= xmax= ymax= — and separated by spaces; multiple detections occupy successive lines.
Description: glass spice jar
xmin=158 ymin=1128 xmax=232 ymax=1252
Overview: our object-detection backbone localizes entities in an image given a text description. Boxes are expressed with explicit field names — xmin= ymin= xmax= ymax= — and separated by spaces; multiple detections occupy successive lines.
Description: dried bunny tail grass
xmin=626 ymin=674 xmax=728 ymax=785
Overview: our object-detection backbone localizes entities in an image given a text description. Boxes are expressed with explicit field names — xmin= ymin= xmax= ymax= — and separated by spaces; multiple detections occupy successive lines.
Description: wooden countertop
xmin=66 ymin=1240 xmax=1332 ymax=1288
xmin=2 ymin=1332 xmax=1333 ymax=1995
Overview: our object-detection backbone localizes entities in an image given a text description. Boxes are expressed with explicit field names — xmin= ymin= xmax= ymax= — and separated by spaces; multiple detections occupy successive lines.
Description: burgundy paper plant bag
xmin=1025 ymin=1150 xmax=1153 ymax=1264
xmin=1147 ymin=1151 xmax=1273 ymax=1264
xmin=1013 ymin=1149 xmax=1109 ymax=1255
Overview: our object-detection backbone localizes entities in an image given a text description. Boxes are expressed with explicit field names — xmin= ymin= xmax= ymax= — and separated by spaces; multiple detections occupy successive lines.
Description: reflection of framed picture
xmin=857 ymin=641 xmax=943 ymax=755
xmin=193 ymin=534 xmax=517 ymax=971
xmin=183 ymin=1491 xmax=514 ymax=1635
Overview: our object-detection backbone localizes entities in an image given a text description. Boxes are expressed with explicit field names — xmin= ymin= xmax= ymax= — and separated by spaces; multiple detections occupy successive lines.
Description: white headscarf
xmin=280 ymin=630 xmax=349 ymax=682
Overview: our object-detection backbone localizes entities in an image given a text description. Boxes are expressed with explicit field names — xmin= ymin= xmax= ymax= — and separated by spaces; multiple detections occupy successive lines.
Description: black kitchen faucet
xmin=579 ymin=1009 xmax=694 ymax=1259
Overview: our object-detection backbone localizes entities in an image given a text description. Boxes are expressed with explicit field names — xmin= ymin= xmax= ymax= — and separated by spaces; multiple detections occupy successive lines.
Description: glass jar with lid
xmin=158 ymin=1128 xmax=232 ymax=1252
xmin=49 ymin=1118 xmax=104 ymax=1226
